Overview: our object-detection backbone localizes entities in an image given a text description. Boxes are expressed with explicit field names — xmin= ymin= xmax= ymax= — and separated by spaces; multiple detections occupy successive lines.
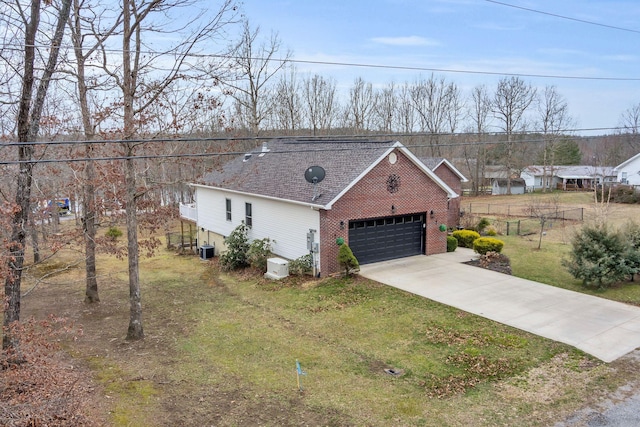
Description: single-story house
xmin=521 ymin=165 xmax=616 ymax=191
xmin=492 ymin=178 xmax=526 ymax=195
xmin=183 ymin=138 xmax=464 ymax=277
xmin=614 ymin=153 xmax=640 ymax=186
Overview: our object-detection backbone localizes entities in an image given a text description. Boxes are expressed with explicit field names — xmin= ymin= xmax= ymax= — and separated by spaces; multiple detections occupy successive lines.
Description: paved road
xmin=359 ymin=249 xmax=640 ymax=362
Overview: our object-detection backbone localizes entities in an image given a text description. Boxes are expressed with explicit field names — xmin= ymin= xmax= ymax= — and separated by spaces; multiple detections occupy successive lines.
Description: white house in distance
xmin=521 ymin=165 xmax=616 ymax=191
xmin=180 ymin=138 xmax=466 ymax=277
xmin=614 ymin=153 xmax=640 ymax=186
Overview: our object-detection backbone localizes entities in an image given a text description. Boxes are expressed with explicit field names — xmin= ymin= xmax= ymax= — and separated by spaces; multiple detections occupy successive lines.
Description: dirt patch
xmin=464 ymin=252 xmax=513 ymax=275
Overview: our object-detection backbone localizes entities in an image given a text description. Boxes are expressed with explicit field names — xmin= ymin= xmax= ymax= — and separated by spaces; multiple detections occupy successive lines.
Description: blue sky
xmin=238 ymin=0 xmax=640 ymax=134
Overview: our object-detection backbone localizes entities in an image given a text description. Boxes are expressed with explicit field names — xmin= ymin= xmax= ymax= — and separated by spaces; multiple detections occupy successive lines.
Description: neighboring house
xmin=492 ymin=178 xmax=526 ymax=195
xmin=419 ymin=157 xmax=468 ymax=228
xmin=614 ymin=153 xmax=640 ymax=186
xmin=521 ymin=165 xmax=616 ymax=191
xmin=182 ymin=138 xmax=462 ymax=277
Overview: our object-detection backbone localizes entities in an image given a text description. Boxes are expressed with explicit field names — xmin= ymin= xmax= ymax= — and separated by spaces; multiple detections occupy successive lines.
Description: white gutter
xmin=189 ymin=183 xmax=328 ymax=210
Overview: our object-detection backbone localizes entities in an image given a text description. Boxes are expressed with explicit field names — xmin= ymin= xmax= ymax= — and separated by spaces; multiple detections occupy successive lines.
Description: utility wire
xmin=0 ymin=126 xmax=626 ymax=146
xmin=485 ymin=0 xmax=640 ymax=34
xmin=0 ymin=133 xmax=631 ymax=165
xmin=3 ymin=43 xmax=640 ymax=82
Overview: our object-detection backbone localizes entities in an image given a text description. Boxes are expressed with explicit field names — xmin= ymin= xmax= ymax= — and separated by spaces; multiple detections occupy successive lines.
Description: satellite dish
xmin=305 ymin=166 xmax=326 ymax=184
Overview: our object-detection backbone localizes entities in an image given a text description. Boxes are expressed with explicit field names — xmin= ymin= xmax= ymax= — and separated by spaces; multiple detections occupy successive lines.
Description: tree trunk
xmin=125 ymin=154 xmax=143 ymax=340
xmin=3 ymin=0 xmax=40 ymax=351
xmin=29 ymin=211 xmax=40 ymax=263
xmin=83 ymin=147 xmax=99 ymax=302
xmin=123 ymin=0 xmax=143 ymax=340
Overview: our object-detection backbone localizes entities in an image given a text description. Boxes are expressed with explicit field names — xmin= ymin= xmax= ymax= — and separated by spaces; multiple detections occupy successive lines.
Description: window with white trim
xmin=245 ymin=202 xmax=252 ymax=228
xmin=225 ymin=198 xmax=232 ymax=221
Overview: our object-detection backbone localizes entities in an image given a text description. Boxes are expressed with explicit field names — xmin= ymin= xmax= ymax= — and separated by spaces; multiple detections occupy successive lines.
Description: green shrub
xmin=105 ymin=226 xmax=123 ymax=240
xmin=485 ymin=226 xmax=498 ymax=236
xmin=219 ymin=223 xmax=250 ymax=271
xmin=452 ymin=230 xmax=481 ymax=248
xmin=338 ymin=244 xmax=359 ymax=276
xmin=289 ymin=254 xmax=313 ymax=276
xmin=563 ymin=225 xmax=638 ymax=289
xmin=247 ymin=238 xmax=274 ymax=272
xmin=476 ymin=217 xmax=491 ymax=233
xmin=446 ymin=236 xmax=458 ymax=252
xmin=473 ymin=237 xmax=504 ymax=255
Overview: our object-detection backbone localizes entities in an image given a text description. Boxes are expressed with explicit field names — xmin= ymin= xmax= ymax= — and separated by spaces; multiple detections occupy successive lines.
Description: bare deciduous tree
xmin=271 ymin=65 xmax=302 ymax=134
xmin=112 ymin=0 xmax=238 ymax=340
xmin=466 ymin=84 xmax=492 ymax=195
xmin=68 ymin=0 xmax=122 ymax=303
xmin=411 ymin=74 xmax=459 ymax=157
xmin=303 ymin=74 xmax=337 ymax=136
xmin=345 ymin=77 xmax=375 ymax=133
xmin=2 ymin=0 xmax=72 ymax=351
xmin=538 ymin=85 xmax=574 ymax=192
xmin=618 ymin=102 xmax=640 ymax=153
xmin=225 ymin=20 xmax=290 ymax=136
xmin=373 ymin=81 xmax=396 ymax=133
xmin=491 ymin=76 xmax=537 ymax=195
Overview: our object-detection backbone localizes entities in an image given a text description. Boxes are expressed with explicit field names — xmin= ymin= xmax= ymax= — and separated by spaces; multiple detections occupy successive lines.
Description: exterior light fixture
xmin=430 ymin=210 xmax=435 ymax=219
xmin=339 ymin=220 xmax=345 ymax=230
xmin=391 ymin=205 xmax=396 ymax=214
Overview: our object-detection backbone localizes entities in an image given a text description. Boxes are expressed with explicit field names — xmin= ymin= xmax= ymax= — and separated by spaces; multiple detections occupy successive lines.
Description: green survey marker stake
xmin=296 ymin=359 xmax=306 ymax=391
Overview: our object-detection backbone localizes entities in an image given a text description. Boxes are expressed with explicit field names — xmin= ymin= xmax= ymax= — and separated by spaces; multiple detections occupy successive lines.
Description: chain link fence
xmin=465 ymin=203 xmax=583 ymax=221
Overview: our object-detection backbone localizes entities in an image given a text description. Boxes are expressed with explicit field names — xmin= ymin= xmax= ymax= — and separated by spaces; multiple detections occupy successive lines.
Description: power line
xmin=0 ymin=132 xmax=631 ymax=165
xmin=0 ymin=126 xmax=626 ymax=147
xmin=485 ymin=0 xmax=640 ymax=34
xmin=3 ymin=43 xmax=640 ymax=82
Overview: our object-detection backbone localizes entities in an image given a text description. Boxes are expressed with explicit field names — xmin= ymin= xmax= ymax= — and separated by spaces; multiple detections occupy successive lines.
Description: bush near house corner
xmin=452 ymin=229 xmax=481 ymax=248
xmin=288 ymin=254 xmax=313 ymax=276
xmin=219 ymin=223 xmax=250 ymax=271
xmin=247 ymin=237 xmax=274 ymax=272
xmin=473 ymin=237 xmax=505 ymax=255
xmin=446 ymin=235 xmax=458 ymax=252
xmin=338 ymin=244 xmax=359 ymax=276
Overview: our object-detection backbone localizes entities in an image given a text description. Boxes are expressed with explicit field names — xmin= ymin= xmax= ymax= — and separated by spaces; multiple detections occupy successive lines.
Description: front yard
xmin=7 ymin=192 xmax=640 ymax=426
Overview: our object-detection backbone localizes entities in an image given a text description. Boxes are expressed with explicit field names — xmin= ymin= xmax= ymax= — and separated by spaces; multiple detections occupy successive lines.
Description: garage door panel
xmin=348 ymin=214 xmax=425 ymax=265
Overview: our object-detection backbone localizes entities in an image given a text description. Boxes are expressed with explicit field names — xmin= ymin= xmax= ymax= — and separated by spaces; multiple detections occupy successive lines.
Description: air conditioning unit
xmin=199 ymin=244 xmax=214 ymax=260
xmin=264 ymin=257 xmax=289 ymax=280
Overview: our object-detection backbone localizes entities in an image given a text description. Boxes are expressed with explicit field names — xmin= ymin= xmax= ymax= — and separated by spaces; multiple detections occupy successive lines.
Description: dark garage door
xmin=348 ymin=213 xmax=425 ymax=265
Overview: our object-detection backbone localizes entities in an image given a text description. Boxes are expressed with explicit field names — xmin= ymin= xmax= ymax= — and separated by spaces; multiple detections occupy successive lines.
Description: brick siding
xmin=433 ymin=163 xmax=462 ymax=228
xmin=319 ymin=149 xmax=449 ymax=276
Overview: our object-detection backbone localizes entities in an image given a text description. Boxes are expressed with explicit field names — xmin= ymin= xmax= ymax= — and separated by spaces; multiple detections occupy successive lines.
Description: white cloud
xmin=371 ymin=36 xmax=439 ymax=47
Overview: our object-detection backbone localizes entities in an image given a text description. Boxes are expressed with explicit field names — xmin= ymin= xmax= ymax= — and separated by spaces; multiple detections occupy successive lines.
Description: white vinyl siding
xmin=196 ymin=187 xmax=320 ymax=261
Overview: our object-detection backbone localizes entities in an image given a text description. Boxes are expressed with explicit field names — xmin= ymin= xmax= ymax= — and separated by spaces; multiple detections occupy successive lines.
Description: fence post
xmin=517 ymin=220 xmax=521 ymax=235
xmin=506 ymin=221 xmax=510 ymax=236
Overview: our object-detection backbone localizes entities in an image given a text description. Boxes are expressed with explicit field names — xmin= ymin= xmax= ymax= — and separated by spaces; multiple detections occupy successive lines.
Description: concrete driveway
xmin=359 ymin=248 xmax=640 ymax=362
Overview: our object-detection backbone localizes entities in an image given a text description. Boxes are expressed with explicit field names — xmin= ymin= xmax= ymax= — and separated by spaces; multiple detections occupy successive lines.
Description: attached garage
xmin=348 ymin=213 xmax=425 ymax=264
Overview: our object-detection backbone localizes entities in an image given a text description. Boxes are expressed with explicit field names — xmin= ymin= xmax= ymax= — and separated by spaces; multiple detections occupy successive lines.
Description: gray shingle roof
xmin=200 ymin=138 xmax=400 ymax=206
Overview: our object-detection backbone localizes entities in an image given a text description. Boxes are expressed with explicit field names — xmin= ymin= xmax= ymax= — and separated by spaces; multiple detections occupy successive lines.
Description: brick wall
xmin=433 ymin=163 xmax=462 ymax=228
xmin=319 ymin=149 xmax=449 ymax=276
